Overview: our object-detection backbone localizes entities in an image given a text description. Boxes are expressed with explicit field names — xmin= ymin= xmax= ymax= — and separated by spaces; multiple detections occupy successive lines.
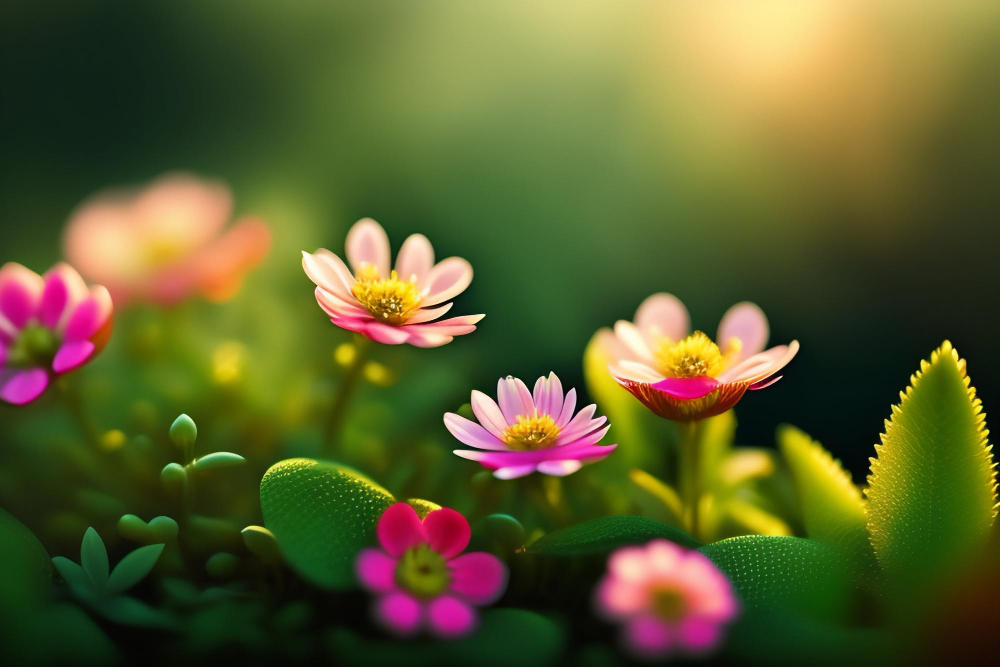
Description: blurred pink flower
xmin=0 ymin=262 xmax=113 ymax=405
xmin=604 ymin=294 xmax=798 ymax=421
xmin=595 ymin=540 xmax=739 ymax=659
xmin=302 ymin=218 xmax=483 ymax=347
xmin=355 ymin=502 xmax=507 ymax=639
xmin=64 ymin=172 xmax=271 ymax=306
xmin=446 ymin=372 xmax=617 ymax=479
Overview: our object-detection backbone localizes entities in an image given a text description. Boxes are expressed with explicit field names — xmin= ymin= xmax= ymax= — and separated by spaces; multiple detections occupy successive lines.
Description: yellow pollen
xmin=503 ymin=414 xmax=560 ymax=451
xmin=350 ymin=267 xmax=422 ymax=325
xmin=655 ymin=331 xmax=724 ymax=378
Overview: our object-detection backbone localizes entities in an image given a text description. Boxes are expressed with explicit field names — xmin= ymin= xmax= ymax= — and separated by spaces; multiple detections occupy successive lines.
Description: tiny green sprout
xmin=206 ymin=552 xmax=240 ymax=579
xmin=486 ymin=513 xmax=526 ymax=553
xmin=169 ymin=414 xmax=197 ymax=452
xmin=192 ymin=452 xmax=246 ymax=471
xmin=241 ymin=525 xmax=281 ymax=564
xmin=160 ymin=462 xmax=187 ymax=488
xmin=118 ymin=514 xmax=179 ymax=544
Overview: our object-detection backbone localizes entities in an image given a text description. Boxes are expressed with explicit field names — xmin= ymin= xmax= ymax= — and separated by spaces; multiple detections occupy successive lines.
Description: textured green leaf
xmin=192 ymin=452 xmax=246 ymax=470
xmin=406 ymin=498 xmax=441 ymax=519
xmin=779 ymin=424 xmax=876 ymax=575
xmin=527 ymin=515 xmax=701 ymax=555
xmin=106 ymin=544 xmax=164 ymax=596
xmin=866 ymin=342 xmax=998 ymax=589
xmin=80 ymin=527 xmax=109 ymax=592
xmin=699 ymin=535 xmax=850 ymax=620
xmin=260 ymin=458 xmax=394 ymax=590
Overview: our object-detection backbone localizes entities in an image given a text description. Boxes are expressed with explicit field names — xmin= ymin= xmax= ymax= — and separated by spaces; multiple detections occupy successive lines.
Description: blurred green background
xmin=3 ymin=0 xmax=999 ymax=481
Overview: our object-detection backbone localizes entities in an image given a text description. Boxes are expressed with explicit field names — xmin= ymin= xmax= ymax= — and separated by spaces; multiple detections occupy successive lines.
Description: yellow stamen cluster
xmin=655 ymin=331 xmax=724 ymax=379
xmin=351 ymin=267 xmax=422 ymax=325
xmin=650 ymin=585 xmax=688 ymax=622
xmin=504 ymin=414 xmax=560 ymax=451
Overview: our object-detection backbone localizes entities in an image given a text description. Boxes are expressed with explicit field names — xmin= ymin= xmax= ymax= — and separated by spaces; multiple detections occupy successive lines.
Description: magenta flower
xmin=445 ymin=372 xmax=617 ymax=479
xmin=302 ymin=218 xmax=483 ymax=347
xmin=595 ymin=540 xmax=739 ymax=658
xmin=355 ymin=503 xmax=507 ymax=638
xmin=0 ymin=262 xmax=113 ymax=405
xmin=604 ymin=293 xmax=798 ymax=421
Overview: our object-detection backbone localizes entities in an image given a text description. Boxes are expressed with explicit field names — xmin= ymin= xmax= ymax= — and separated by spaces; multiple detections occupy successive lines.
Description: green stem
xmin=59 ymin=378 xmax=100 ymax=450
xmin=678 ymin=420 xmax=701 ymax=540
xmin=324 ymin=336 xmax=370 ymax=452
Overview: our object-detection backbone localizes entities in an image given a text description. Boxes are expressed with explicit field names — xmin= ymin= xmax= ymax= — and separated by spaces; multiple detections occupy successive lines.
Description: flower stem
xmin=324 ymin=336 xmax=370 ymax=452
xmin=58 ymin=377 xmax=100 ymax=450
xmin=678 ymin=420 xmax=702 ymax=540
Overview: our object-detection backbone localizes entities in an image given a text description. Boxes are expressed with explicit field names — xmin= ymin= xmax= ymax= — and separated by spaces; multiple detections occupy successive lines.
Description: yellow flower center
xmin=655 ymin=331 xmax=725 ymax=378
xmin=503 ymin=414 xmax=560 ymax=451
xmin=143 ymin=238 xmax=189 ymax=268
xmin=350 ymin=266 xmax=422 ymax=325
xmin=650 ymin=585 xmax=688 ymax=622
xmin=395 ymin=543 xmax=451 ymax=598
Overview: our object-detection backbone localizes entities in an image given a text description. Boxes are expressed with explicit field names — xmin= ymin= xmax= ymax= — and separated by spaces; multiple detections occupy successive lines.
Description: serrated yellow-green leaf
xmin=779 ymin=425 xmax=875 ymax=574
xmin=628 ymin=469 xmax=685 ymax=527
xmin=866 ymin=341 xmax=997 ymax=589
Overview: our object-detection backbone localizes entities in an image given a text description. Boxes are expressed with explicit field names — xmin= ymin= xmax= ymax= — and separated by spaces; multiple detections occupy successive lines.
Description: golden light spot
xmin=334 ymin=342 xmax=356 ymax=366
xmin=363 ymin=361 xmax=394 ymax=387
xmin=655 ymin=331 xmax=724 ymax=378
xmin=143 ymin=238 xmax=189 ymax=267
xmin=212 ymin=341 xmax=246 ymax=385
xmin=351 ymin=268 xmax=422 ymax=326
xmin=504 ymin=414 xmax=560 ymax=451
xmin=100 ymin=429 xmax=127 ymax=452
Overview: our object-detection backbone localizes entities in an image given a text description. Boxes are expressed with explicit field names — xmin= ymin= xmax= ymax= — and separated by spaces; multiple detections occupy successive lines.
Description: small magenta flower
xmin=595 ymin=540 xmax=739 ymax=658
xmin=445 ymin=372 xmax=617 ymax=479
xmin=0 ymin=262 xmax=113 ymax=405
xmin=302 ymin=218 xmax=483 ymax=347
xmin=355 ymin=502 xmax=507 ymax=638
xmin=605 ymin=293 xmax=798 ymax=421
xmin=64 ymin=172 xmax=271 ymax=306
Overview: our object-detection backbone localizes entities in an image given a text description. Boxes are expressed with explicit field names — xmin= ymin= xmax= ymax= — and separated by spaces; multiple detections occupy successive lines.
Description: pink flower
xmin=0 ymin=262 xmax=113 ymax=405
xmin=355 ymin=503 xmax=507 ymax=638
xmin=64 ymin=172 xmax=271 ymax=306
xmin=604 ymin=294 xmax=798 ymax=421
xmin=302 ymin=218 xmax=483 ymax=348
xmin=595 ymin=540 xmax=739 ymax=659
xmin=445 ymin=372 xmax=617 ymax=479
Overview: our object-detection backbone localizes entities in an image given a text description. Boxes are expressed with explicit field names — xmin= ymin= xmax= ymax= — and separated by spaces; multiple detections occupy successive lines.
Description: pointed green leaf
xmin=51 ymin=556 xmax=94 ymax=599
xmin=527 ymin=515 xmax=701 ymax=555
xmin=699 ymin=535 xmax=850 ymax=621
xmin=260 ymin=458 xmax=394 ymax=590
xmin=106 ymin=544 xmax=164 ymax=596
xmin=192 ymin=452 xmax=246 ymax=470
xmin=80 ymin=527 xmax=109 ymax=592
xmin=627 ymin=469 xmax=684 ymax=526
xmin=866 ymin=342 xmax=998 ymax=589
xmin=779 ymin=425 xmax=876 ymax=575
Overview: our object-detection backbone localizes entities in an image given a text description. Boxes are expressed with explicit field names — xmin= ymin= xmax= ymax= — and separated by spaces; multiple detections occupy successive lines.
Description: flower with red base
xmin=604 ymin=293 xmax=798 ymax=421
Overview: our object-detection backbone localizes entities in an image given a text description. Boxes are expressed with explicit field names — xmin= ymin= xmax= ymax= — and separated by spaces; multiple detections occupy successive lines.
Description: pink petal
xmin=0 ymin=340 xmax=6 ymax=365
xmin=595 ymin=577 xmax=648 ymax=617
xmin=716 ymin=301 xmax=769 ymax=364
xmin=133 ymin=172 xmax=231 ymax=245
xmin=492 ymin=465 xmax=537 ymax=480
xmin=394 ymin=233 xmax=435 ymax=286
xmin=0 ymin=312 xmax=16 ymax=343
xmin=345 ymin=218 xmax=390 ymax=277
xmin=346 ymin=318 xmax=412 ymax=345
xmin=406 ymin=302 xmax=453 ymax=324
xmin=536 ymin=460 xmax=583 ymax=476
xmin=52 ymin=340 xmax=95 ymax=374
xmin=625 ymin=616 xmax=673 ymax=657
xmin=39 ymin=264 xmax=88 ymax=330
xmin=404 ymin=314 xmax=484 ymax=336
xmin=448 ymin=552 xmax=507 ymax=605
xmin=611 ymin=360 xmax=665 ymax=383
xmin=608 ymin=546 xmax=653 ymax=582
xmin=374 ymin=591 xmax=423 ymax=636
xmin=718 ymin=341 xmax=799 ymax=384
xmin=356 ymin=548 xmax=398 ymax=593
xmin=532 ymin=372 xmax=563 ymax=419
xmin=423 ymin=508 xmax=471 ymax=559
xmin=443 ymin=413 xmax=509 ymax=451
xmin=63 ymin=286 xmax=113 ymax=342
xmin=194 ymin=217 xmax=272 ymax=302
xmin=556 ymin=387 xmax=577 ymax=427
xmin=0 ymin=367 xmax=50 ymax=405
xmin=635 ymin=292 xmax=690 ymax=343
xmin=558 ymin=423 xmax=610 ymax=448
xmin=557 ymin=404 xmax=600 ymax=441
xmin=402 ymin=330 xmax=454 ymax=348
xmin=471 ymin=391 xmax=509 ymax=439
xmin=302 ymin=249 xmax=356 ymax=300
xmin=456 ymin=444 xmax=616 ymax=468
xmin=426 ymin=595 xmax=477 ymax=638
xmin=613 ymin=320 xmax=655 ymax=363
xmin=497 ymin=376 xmax=534 ymax=424
xmin=377 ymin=502 xmax=427 ymax=557
xmin=314 ymin=287 xmax=369 ymax=319
xmin=677 ymin=617 xmax=723 ymax=653
xmin=650 ymin=376 xmax=719 ymax=400
xmin=750 ymin=375 xmax=783 ymax=390
xmin=422 ymin=257 xmax=473 ymax=307
xmin=0 ymin=263 xmax=43 ymax=330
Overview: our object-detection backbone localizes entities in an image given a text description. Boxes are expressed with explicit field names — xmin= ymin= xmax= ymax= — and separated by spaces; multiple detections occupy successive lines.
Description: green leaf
xmin=52 ymin=557 xmax=96 ymax=599
xmin=117 ymin=514 xmax=179 ymax=544
xmin=866 ymin=342 xmax=998 ymax=590
xmin=699 ymin=536 xmax=850 ymax=621
xmin=485 ymin=514 xmax=526 ymax=553
xmin=97 ymin=595 xmax=176 ymax=629
xmin=192 ymin=452 xmax=246 ymax=470
xmin=0 ymin=506 xmax=51 ymax=609
xmin=205 ymin=552 xmax=240 ymax=579
xmin=106 ymin=544 xmax=164 ymax=596
xmin=778 ymin=425 xmax=876 ymax=576
xmin=241 ymin=525 xmax=281 ymax=564
xmin=80 ymin=527 xmax=109 ymax=592
xmin=697 ymin=410 xmax=737 ymax=492
xmin=627 ymin=469 xmax=684 ymax=526
xmin=527 ymin=515 xmax=701 ymax=555
xmin=406 ymin=498 xmax=441 ymax=519
xmin=260 ymin=458 xmax=394 ymax=590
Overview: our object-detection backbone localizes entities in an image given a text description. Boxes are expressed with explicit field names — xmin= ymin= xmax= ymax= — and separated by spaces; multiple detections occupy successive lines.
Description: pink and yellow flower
xmin=446 ymin=372 xmax=617 ymax=479
xmin=303 ymin=218 xmax=483 ymax=347
xmin=356 ymin=502 xmax=507 ymax=638
xmin=604 ymin=294 xmax=798 ymax=421
xmin=64 ymin=172 xmax=271 ymax=306
xmin=595 ymin=540 xmax=739 ymax=658
xmin=0 ymin=263 xmax=113 ymax=405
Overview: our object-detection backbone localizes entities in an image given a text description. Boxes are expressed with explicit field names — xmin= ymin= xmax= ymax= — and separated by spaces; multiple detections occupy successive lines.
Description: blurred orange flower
xmin=63 ymin=173 xmax=271 ymax=306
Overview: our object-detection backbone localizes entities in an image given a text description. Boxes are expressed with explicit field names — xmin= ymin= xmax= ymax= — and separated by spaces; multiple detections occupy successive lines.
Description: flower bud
xmin=169 ymin=414 xmax=197 ymax=451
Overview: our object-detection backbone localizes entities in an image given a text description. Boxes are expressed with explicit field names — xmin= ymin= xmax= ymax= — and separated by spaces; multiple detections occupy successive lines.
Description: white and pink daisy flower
xmin=445 ymin=372 xmax=617 ymax=479
xmin=595 ymin=540 xmax=739 ymax=658
xmin=302 ymin=218 xmax=483 ymax=348
xmin=0 ymin=262 xmax=113 ymax=405
xmin=604 ymin=294 xmax=798 ymax=422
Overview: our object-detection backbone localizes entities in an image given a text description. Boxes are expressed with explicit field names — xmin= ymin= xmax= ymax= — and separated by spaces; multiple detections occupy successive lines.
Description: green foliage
xmin=241 ymin=525 xmax=281 ymax=564
xmin=118 ymin=514 xmax=179 ymax=544
xmin=169 ymin=413 xmax=198 ymax=450
xmin=260 ymin=458 xmax=394 ymax=590
xmin=406 ymin=498 xmax=442 ymax=519
xmin=205 ymin=552 xmax=240 ymax=579
xmin=192 ymin=452 xmax=246 ymax=470
xmin=106 ymin=544 xmax=166 ymax=596
xmin=80 ymin=527 xmax=109 ymax=590
xmin=866 ymin=342 xmax=998 ymax=592
xmin=486 ymin=514 xmax=526 ymax=553
xmin=527 ymin=515 xmax=700 ymax=555
xmin=699 ymin=535 xmax=851 ymax=621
